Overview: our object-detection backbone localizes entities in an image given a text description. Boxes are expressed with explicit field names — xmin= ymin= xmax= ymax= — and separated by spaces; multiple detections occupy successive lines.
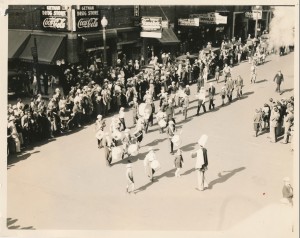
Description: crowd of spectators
xmin=6 ymin=35 xmax=277 ymax=154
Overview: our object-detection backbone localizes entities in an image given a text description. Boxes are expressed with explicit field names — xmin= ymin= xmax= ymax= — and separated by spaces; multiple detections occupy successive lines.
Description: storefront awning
xmin=158 ymin=28 xmax=180 ymax=45
xmin=8 ymin=30 xmax=31 ymax=59
xmin=19 ymin=34 xmax=66 ymax=64
xmin=79 ymin=29 xmax=118 ymax=42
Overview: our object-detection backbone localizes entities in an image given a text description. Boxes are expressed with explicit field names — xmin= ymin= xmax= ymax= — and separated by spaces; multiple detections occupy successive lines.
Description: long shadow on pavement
xmin=280 ymin=88 xmax=294 ymax=95
xmin=207 ymin=167 xmax=246 ymax=190
xmin=255 ymin=79 xmax=268 ymax=84
xmin=7 ymin=218 xmax=35 ymax=230
xmin=135 ymin=168 xmax=177 ymax=193
xmin=7 ymin=151 xmax=40 ymax=169
xmin=180 ymin=142 xmax=198 ymax=152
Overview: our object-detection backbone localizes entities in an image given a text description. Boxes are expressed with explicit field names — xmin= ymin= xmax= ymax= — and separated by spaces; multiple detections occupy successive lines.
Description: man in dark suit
xmin=208 ymin=83 xmax=216 ymax=110
xmin=274 ymin=70 xmax=284 ymax=94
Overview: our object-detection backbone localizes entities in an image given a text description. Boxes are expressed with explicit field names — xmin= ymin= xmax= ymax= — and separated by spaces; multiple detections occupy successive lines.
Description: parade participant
xmin=270 ymin=107 xmax=280 ymax=143
xmin=250 ymin=63 xmax=257 ymax=83
xmin=102 ymin=132 xmax=114 ymax=166
xmin=119 ymin=107 xmax=126 ymax=131
xmin=184 ymin=85 xmax=191 ymax=96
xmin=220 ymin=83 xmax=227 ymax=106
xmin=208 ymin=83 xmax=216 ymax=110
xmin=126 ymin=162 xmax=135 ymax=194
xmin=273 ymin=70 xmax=284 ymax=94
xmin=223 ymin=63 xmax=231 ymax=83
xmin=156 ymin=108 xmax=167 ymax=134
xmin=165 ymin=99 xmax=175 ymax=123
xmin=281 ymin=177 xmax=293 ymax=206
xmin=133 ymin=117 xmax=144 ymax=149
xmin=95 ymin=114 xmax=106 ymax=148
xmin=174 ymin=149 xmax=184 ymax=177
xmin=122 ymin=129 xmax=132 ymax=157
xmin=196 ymin=86 xmax=206 ymax=116
xmin=253 ymin=109 xmax=263 ymax=137
xmin=166 ymin=120 xmax=176 ymax=154
xmin=191 ymin=135 xmax=209 ymax=191
xmin=144 ymin=147 xmax=157 ymax=182
xmin=235 ymin=75 xmax=244 ymax=99
xmin=128 ymin=97 xmax=139 ymax=126
xmin=226 ymin=77 xmax=234 ymax=103
xmin=182 ymin=93 xmax=189 ymax=120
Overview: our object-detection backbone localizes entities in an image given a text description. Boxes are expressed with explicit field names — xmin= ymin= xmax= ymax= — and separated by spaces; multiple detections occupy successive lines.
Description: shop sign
xmin=140 ymin=16 xmax=162 ymax=38
xmin=41 ymin=6 xmax=68 ymax=31
xmin=245 ymin=11 xmax=262 ymax=20
xmin=178 ymin=18 xmax=199 ymax=26
xmin=75 ymin=5 xmax=100 ymax=31
xmin=190 ymin=13 xmax=227 ymax=24
xmin=141 ymin=17 xmax=162 ymax=31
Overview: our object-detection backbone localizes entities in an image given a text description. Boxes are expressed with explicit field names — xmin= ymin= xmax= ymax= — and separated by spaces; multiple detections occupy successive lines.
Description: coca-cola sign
xmin=41 ymin=6 xmax=68 ymax=31
xmin=43 ymin=18 xmax=67 ymax=29
xmin=75 ymin=6 xmax=100 ymax=31
xmin=77 ymin=18 xmax=99 ymax=29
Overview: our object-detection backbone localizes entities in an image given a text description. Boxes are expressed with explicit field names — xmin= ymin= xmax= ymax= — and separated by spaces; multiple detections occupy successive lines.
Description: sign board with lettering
xmin=75 ymin=5 xmax=100 ymax=31
xmin=245 ymin=11 xmax=262 ymax=19
xmin=178 ymin=18 xmax=199 ymax=26
xmin=190 ymin=13 xmax=227 ymax=24
xmin=41 ymin=6 xmax=68 ymax=31
xmin=140 ymin=16 xmax=162 ymax=38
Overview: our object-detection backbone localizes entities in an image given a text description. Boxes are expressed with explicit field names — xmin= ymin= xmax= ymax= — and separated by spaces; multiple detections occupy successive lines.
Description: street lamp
xmin=101 ymin=16 xmax=108 ymax=72
xmin=254 ymin=5 xmax=259 ymax=39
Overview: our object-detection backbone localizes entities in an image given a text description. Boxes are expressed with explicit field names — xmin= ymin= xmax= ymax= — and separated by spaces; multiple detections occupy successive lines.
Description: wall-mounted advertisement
xmin=140 ymin=16 xmax=162 ymax=38
xmin=41 ymin=5 xmax=68 ymax=31
xmin=74 ymin=5 xmax=100 ymax=31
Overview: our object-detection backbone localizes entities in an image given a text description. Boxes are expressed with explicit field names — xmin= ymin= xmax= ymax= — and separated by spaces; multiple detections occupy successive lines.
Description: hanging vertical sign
xmin=74 ymin=5 xmax=100 ymax=31
xmin=41 ymin=5 xmax=68 ymax=31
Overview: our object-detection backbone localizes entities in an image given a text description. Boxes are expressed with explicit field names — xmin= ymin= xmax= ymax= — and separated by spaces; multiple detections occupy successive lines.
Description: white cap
xmin=198 ymin=134 xmax=208 ymax=147
xmin=97 ymin=115 xmax=102 ymax=119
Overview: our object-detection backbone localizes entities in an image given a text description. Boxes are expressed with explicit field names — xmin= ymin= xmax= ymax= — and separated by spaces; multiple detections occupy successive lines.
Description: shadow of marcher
xmin=255 ymin=79 xmax=268 ymax=84
xmin=7 ymin=218 xmax=35 ymax=230
xmin=135 ymin=168 xmax=176 ymax=193
xmin=144 ymin=138 xmax=168 ymax=147
xmin=180 ymin=142 xmax=198 ymax=152
xmin=280 ymin=88 xmax=294 ymax=95
xmin=242 ymin=91 xmax=254 ymax=96
xmin=7 ymin=151 xmax=40 ymax=168
xmin=207 ymin=167 xmax=246 ymax=189
xmin=111 ymin=148 xmax=160 ymax=166
xmin=181 ymin=167 xmax=195 ymax=176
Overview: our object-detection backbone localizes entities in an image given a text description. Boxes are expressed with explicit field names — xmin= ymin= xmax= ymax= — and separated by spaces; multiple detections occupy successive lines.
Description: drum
xmin=111 ymin=146 xmax=123 ymax=162
xmin=150 ymin=160 xmax=161 ymax=170
xmin=128 ymin=144 xmax=139 ymax=156
xmin=95 ymin=130 xmax=104 ymax=140
xmin=134 ymin=131 xmax=143 ymax=143
xmin=158 ymin=119 xmax=167 ymax=128
xmin=139 ymin=103 xmax=152 ymax=117
xmin=198 ymin=134 xmax=208 ymax=147
xmin=171 ymin=135 xmax=182 ymax=147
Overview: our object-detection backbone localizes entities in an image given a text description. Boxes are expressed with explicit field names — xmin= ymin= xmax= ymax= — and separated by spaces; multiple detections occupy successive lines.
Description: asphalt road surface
xmin=6 ymin=53 xmax=295 ymax=233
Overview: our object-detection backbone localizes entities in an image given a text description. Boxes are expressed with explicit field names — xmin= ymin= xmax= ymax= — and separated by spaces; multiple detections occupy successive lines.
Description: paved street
xmin=6 ymin=53 xmax=295 ymax=232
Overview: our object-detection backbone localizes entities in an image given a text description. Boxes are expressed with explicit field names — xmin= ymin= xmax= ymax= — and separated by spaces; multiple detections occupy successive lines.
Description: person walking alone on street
xmin=274 ymin=70 xmax=284 ymax=94
xmin=174 ymin=149 xmax=184 ymax=177
xmin=250 ymin=63 xmax=257 ymax=83
xmin=126 ymin=162 xmax=135 ymax=194
xmin=208 ymin=83 xmax=216 ymax=110
xmin=166 ymin=120 xmax=176 ymax=154
xmin=196 ymin=86 xmax=206 ymax=116
xmin=235 ymin=75 xmax=244 ymax=99
xmin=191 ymin=135 xmax=209 ymax=191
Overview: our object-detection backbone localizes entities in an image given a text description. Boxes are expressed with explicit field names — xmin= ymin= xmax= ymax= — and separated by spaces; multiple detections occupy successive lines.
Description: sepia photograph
xmin=1 ymin=1 xmax=298 ymax=237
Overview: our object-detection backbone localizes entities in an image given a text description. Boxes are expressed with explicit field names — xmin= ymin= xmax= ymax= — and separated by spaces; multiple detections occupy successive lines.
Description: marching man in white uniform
xmin=191 ymin=135 xmax=209 ymax=191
